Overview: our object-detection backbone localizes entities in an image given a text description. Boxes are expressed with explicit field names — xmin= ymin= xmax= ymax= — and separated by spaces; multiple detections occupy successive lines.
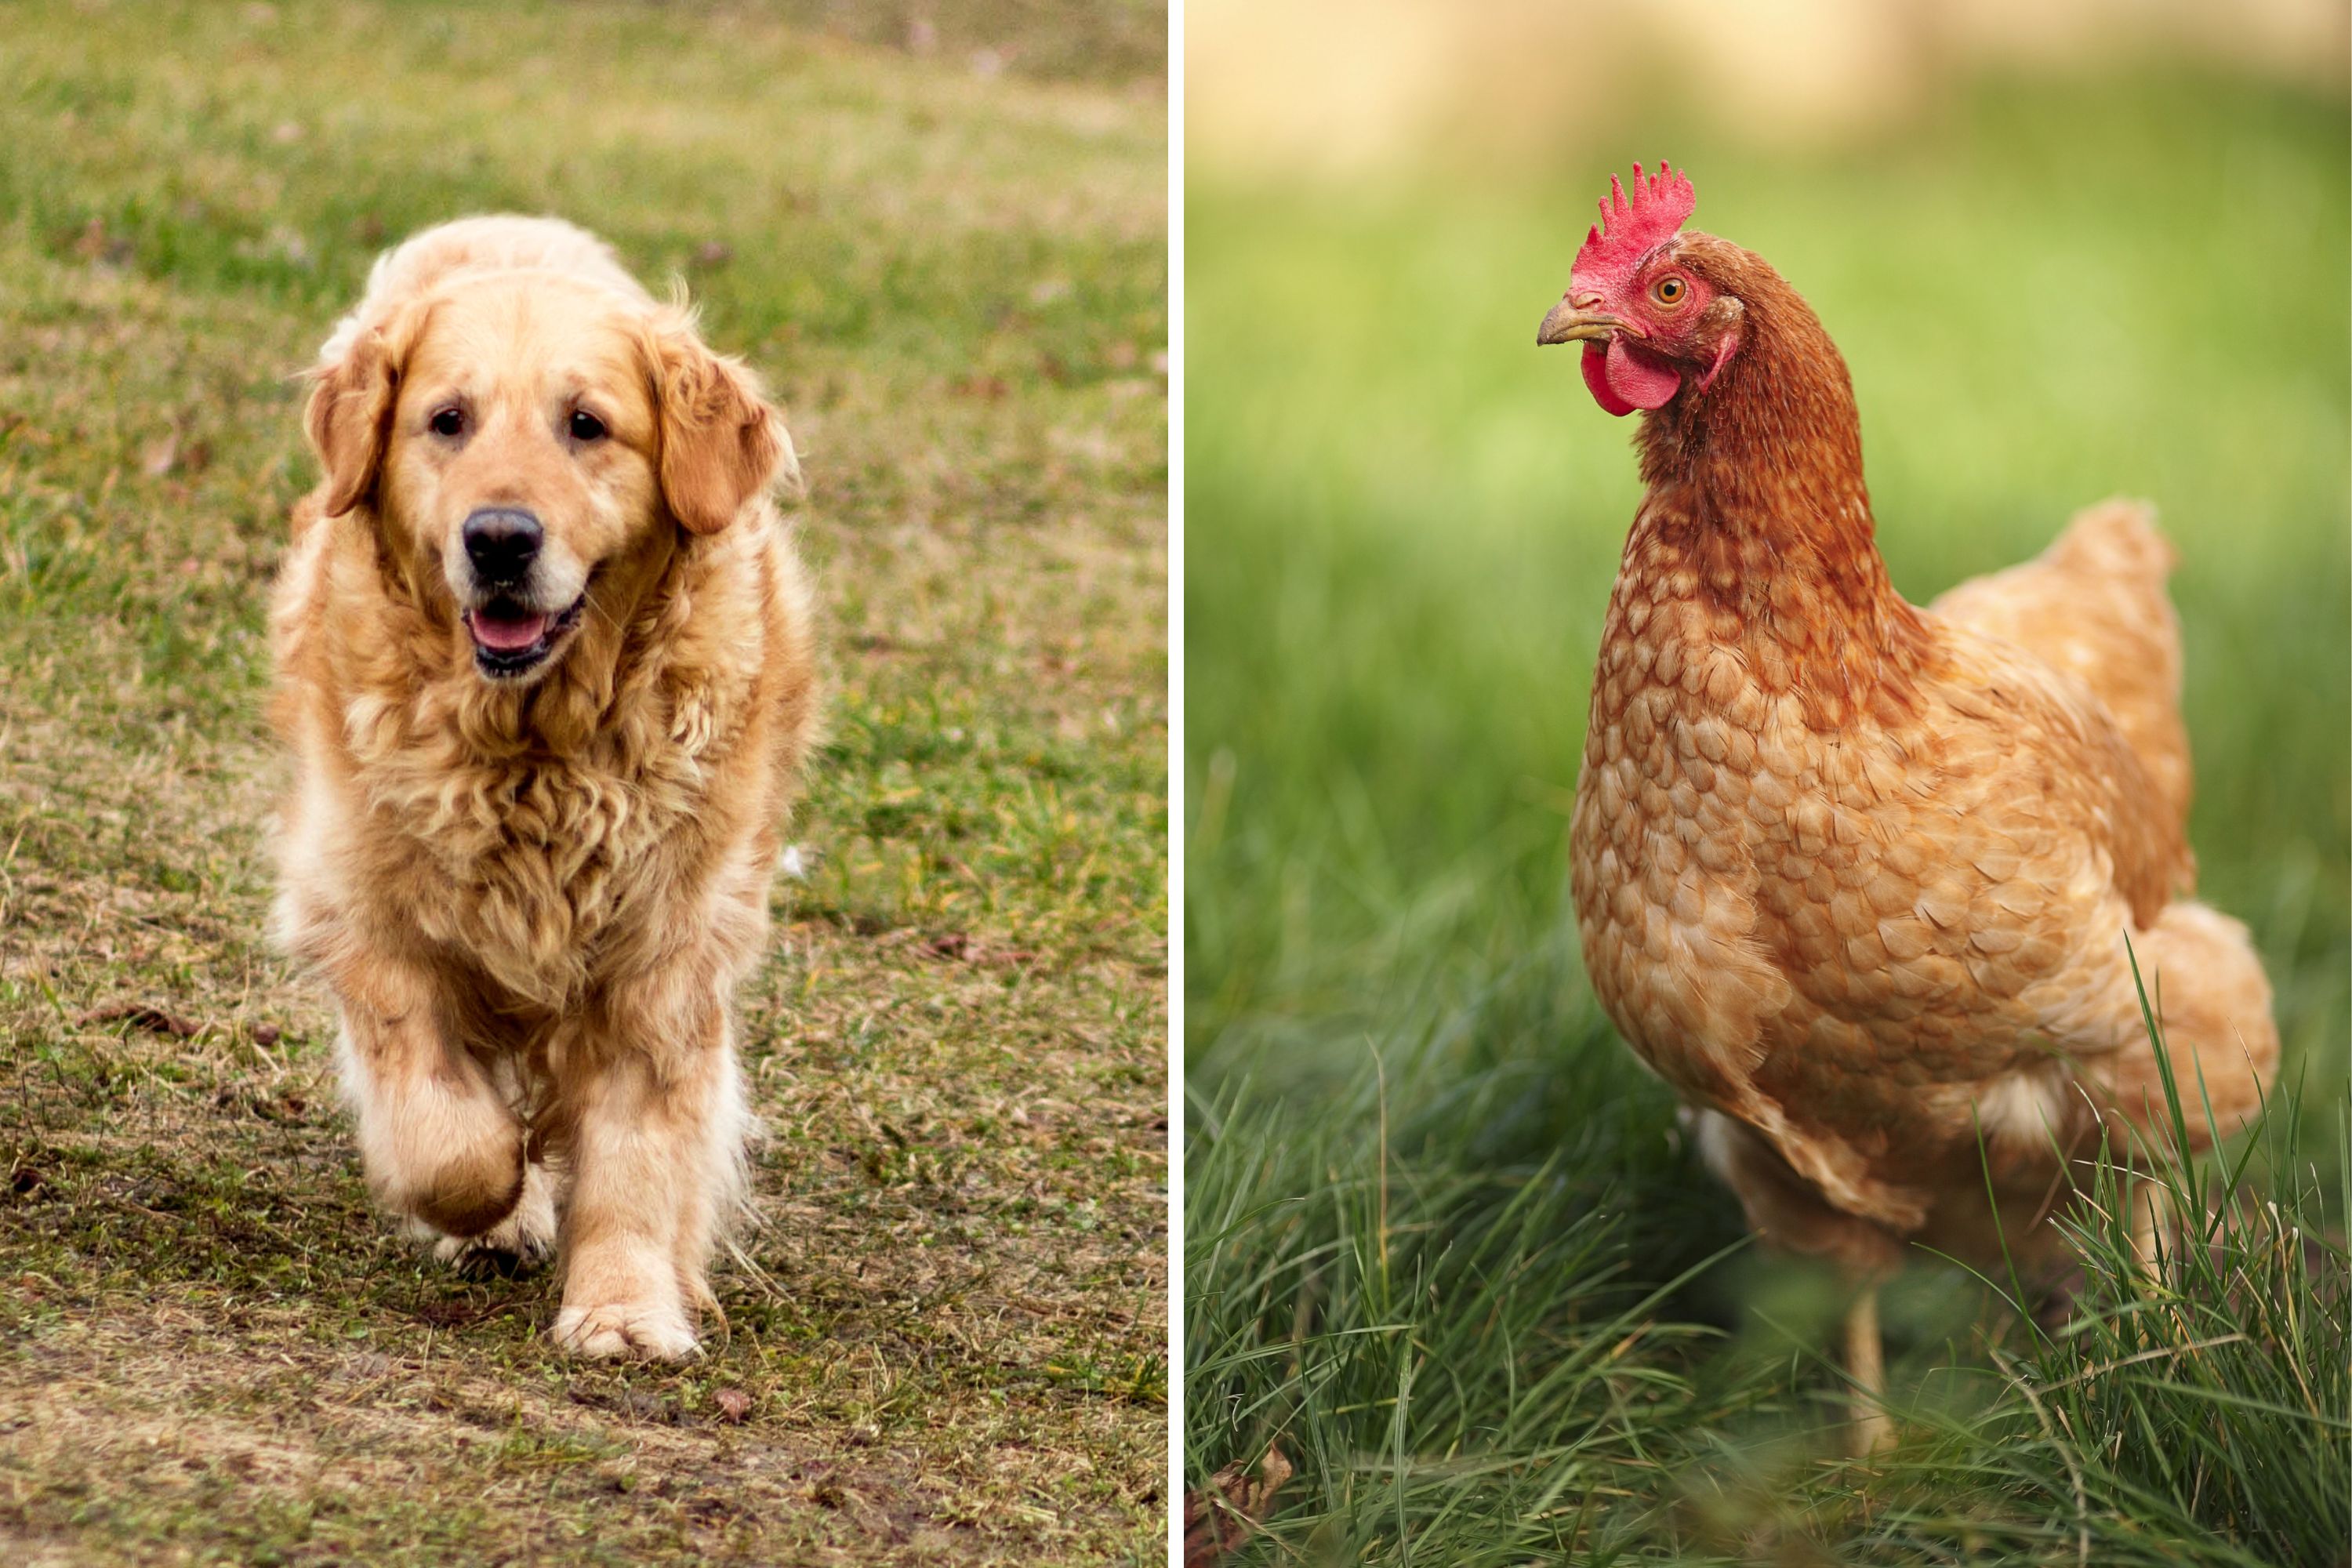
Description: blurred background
xmin=1184 ymin=1 xmax=2348 ymax=1559
xmin=1190 ymin=0 xmax=2345 ymax=172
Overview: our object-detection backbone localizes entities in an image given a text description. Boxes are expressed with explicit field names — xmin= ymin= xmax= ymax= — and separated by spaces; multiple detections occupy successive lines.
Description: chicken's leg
xmin=1843 ymin=1286 xmax=1894 ymax=1454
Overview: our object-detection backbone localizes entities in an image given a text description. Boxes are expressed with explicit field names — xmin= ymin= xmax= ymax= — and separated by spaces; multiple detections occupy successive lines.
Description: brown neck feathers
xmin=1628 ymin=251 xmax=1930 ymax=727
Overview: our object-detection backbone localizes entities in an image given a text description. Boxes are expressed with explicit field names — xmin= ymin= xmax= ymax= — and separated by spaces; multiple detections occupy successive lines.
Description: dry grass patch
xmin=0 ymin=4 xmax=1166 ymax=1563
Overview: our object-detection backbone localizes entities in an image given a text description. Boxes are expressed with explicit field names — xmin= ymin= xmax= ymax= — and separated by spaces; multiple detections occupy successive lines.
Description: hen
xmin=1537 ymin=163 xmax=2278 ymax=1447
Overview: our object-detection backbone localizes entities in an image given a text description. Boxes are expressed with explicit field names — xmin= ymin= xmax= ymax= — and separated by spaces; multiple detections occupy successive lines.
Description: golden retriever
xmin=270 ymin=216 xmax=819 ymax=1359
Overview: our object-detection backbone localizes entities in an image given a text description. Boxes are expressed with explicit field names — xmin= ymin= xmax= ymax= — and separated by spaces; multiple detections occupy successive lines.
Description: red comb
xmin=1572 ymin=161 xmax=1696 ymax=283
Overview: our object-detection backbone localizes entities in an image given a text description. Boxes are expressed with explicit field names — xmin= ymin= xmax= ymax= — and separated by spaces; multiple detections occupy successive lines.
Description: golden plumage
xmin=1549 ymin=209 xmax=2277 ymax=1299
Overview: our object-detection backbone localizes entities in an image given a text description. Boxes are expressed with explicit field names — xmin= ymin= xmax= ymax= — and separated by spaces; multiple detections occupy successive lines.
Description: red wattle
xmin=1582 ymin=343 xmax=1635 ymax=417
xmin=1605 ymin=336 xmax=1682 ymax=411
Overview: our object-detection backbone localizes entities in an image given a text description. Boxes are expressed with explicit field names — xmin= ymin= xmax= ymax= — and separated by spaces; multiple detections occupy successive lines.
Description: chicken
xmin=1537 ymin=163 xmax=2278 ymax=1449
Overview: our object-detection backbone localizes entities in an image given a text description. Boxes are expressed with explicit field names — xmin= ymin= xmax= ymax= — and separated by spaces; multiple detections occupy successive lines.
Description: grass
xmin=1182 ymin=64 xmax=2351 ymax=1564
xmin=0 ymin=3 xmax=1164 ymax=1564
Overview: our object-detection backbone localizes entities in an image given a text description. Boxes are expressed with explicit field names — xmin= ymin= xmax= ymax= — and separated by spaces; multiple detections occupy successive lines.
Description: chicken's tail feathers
xmin=2042 ymin=496 xmax=2176 ymax=582
xmin=1931 ymin=496 xmax=2193 ymax=844
xmin=2096 ymin=902 xmax=2279 ymax=1155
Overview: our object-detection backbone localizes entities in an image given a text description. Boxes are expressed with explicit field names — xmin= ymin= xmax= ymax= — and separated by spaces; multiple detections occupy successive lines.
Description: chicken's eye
xmin=1652 ymin=275 xmax=1688 ymax=308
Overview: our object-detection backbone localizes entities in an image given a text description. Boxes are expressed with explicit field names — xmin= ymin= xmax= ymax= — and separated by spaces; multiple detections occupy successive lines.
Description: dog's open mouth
xmin=465 ymin=595 xmax=586 ymax=678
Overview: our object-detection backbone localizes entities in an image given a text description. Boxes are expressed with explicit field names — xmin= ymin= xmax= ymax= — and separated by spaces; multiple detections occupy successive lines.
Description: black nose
xmin=461 ymin=508 xmax=542 ymax=584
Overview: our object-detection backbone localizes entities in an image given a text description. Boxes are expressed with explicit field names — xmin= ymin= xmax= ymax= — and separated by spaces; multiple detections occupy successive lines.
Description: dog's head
xmin=304 ymin=272 xmax=795 ymax=682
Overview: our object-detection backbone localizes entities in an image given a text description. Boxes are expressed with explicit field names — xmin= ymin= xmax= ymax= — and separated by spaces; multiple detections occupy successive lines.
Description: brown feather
xmin=1570 ymin=230 xmax=2274 ymax=1270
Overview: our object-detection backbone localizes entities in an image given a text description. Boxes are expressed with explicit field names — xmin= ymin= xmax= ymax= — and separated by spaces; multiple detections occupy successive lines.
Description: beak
xmin=1537 ymin=298 xmax=1624 ymax=347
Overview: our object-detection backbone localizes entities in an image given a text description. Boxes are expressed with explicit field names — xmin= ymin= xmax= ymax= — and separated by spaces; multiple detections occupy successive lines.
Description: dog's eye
xmin=429 ymin=408 xmax=466 ymax=438
xmin=568 ymin=410 xmax=608 ymax=442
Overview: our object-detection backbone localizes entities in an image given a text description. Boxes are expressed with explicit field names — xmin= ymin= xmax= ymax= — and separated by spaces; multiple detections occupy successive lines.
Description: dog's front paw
xmin=437 ymin=1228 xmax=552 ymax=1279
xmin=352 ymin=1057 xmax=524 ymax=1238
xmin=551 ymin=1298 xmax=700 ymax=1361
xmin=433 ymin=1160 xmax=557 ymax=1277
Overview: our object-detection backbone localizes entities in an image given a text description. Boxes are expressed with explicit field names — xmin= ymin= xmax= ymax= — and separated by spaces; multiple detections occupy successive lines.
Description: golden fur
xmin=270 ymin=216 xmax=819 ymax=1359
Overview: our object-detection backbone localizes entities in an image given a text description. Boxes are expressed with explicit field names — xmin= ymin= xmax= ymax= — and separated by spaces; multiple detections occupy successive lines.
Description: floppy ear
xmin=650 ymin=321 xmax=797 ymax=535
xmin=303 ymin=309 xmax=414 ymax=519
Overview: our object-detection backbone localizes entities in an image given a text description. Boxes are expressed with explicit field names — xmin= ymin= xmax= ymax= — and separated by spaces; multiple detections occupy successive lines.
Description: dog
xmin=270 ymin=216 xmax=820 ymax=1359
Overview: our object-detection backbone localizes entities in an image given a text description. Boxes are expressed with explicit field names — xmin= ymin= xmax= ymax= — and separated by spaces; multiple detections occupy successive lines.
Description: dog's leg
xmin=662 ymin=1018 xmax=753 ymax=1324
xmin=334 ymin=963 xmax=524 ymax=1239
xmin=551 ymin=1001 xmax=742 ymax=1361
xmin=434 ymin=1156 xmax=559 ymax=1276
xmin=431 ymin=1054 xmax=558 ymax=1275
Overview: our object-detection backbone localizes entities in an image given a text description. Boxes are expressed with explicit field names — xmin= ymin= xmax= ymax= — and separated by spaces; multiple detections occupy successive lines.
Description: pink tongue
xmin=1605 ymin=336 xmax=1682 ymax=411
xmin=470 ymin=610 xmax=549 ymax=652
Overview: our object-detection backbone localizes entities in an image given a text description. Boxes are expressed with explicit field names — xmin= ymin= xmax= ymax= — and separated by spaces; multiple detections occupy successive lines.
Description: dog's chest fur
xmin=351 ymin=661 xmax=747 ymax=1012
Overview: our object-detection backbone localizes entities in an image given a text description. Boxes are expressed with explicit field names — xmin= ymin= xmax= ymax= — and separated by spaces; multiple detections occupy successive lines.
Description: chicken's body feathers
xmin=1560 ymin=219 xmax=2275 ymax=1276
xmin=1932 ymin=499 xmax=2194 ymax=850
